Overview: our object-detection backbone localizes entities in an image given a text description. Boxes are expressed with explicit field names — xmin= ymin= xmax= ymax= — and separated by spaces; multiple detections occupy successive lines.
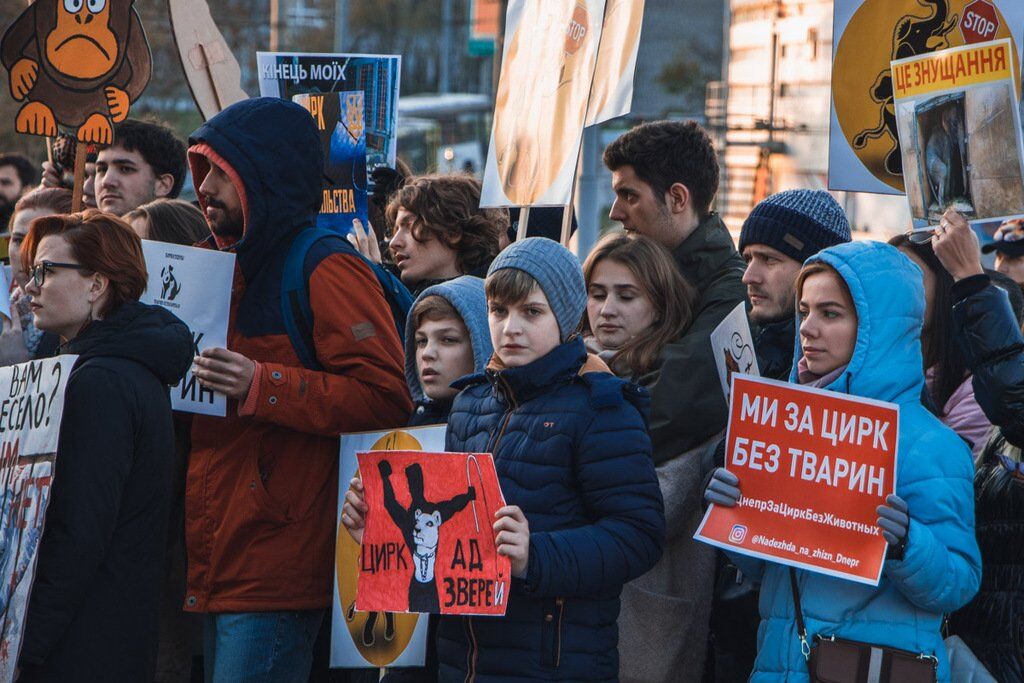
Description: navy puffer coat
xmin=438 ymin=337 xmax=665 ymax=682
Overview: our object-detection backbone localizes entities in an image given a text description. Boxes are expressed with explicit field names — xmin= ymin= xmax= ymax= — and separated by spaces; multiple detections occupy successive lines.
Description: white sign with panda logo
xmin=140 ymin=240 xmax=235 ymax=416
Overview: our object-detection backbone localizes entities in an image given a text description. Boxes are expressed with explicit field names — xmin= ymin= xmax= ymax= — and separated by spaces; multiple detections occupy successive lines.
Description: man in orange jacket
xmin=185 ymin=97 xmax=412 ymax=680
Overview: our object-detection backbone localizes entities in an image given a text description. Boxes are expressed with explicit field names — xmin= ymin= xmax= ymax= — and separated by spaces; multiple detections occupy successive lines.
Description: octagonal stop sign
xmin=961 ymin=0 xmax=1000 ymax=44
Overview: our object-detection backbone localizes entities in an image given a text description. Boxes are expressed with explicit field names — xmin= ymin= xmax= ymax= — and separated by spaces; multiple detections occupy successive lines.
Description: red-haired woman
xmin=15 ymin=210 xmax=192 ymax=682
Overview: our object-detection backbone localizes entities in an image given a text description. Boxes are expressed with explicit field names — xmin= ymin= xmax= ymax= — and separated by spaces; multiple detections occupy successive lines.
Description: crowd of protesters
xmin=0 ymin=99 xmax=1020 ymax=683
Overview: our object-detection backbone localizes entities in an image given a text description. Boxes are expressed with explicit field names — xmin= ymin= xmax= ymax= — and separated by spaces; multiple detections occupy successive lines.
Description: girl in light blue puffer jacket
xmin=706 ymin=241 xmax=981 ymax=682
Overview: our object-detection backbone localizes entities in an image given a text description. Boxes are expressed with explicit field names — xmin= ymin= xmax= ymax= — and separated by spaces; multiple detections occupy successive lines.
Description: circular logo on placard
xmin=336 ymin=430 xmax=423 ymax=666
xmin=833 ymin=0 xmax=1018 ymax=191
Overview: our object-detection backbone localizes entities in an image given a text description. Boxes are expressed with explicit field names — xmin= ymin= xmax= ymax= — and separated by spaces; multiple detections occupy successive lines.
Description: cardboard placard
xmin=356 ymin=451 xmax=510 ymax=617
xmin=256 ymin=52 xmax=400 ymax=179
xmin=0 ymin=356 xmax=77 ymax=680
xmin=892 ymin=39 xmax=1024 ymax=228
xmin=829 ymin=0 xmax=1024 ymax=195
xmin=293 ymin=92 xmax=369 ymax=237
xmin=333 ymin=428 xmax=444 ymax=669
xmin=168 ymin=0 xmax=249 ymax=120
xmin=710 ymin=302 xmax=761 ymax=402
xmin=695 ymin=375 xmax=899 ymax=586
xmin=481 ymin=0 xmax=607 ymax=207
xmin=1 ymin=0 xmax=152 ymax=143
xmin=139 ymin=241 xmax=234 ymax=417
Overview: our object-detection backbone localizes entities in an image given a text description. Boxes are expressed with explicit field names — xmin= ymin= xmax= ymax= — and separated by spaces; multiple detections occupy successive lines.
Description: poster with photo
xmin=829 ymin=0 xmax=1024 ymax=195
xmin=257 ymin=52 xmax=400 ymax=177
xmin=892 ymin=39 xmax=1024 ymax=227
xmin=0 ymin=356 xmax=77 ymax=680
xmin=293 ymin=92 xmax=369 ymax=237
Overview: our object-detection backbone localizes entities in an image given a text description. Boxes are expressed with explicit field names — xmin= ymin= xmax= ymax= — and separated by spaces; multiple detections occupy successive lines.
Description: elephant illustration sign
xmin=355 ymin=450 xmax=510 ymax=617
xmin=1 ymin=0 xmax=152 ymax=145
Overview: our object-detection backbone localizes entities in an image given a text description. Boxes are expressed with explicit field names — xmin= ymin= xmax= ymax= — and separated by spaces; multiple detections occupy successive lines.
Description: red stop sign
xmin=960 ymin=0 xmax=1000 ymax=44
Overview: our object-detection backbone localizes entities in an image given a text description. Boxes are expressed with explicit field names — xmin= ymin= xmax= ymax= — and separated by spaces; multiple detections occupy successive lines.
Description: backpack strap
xmin=282 ymin=227 xmax=333 ymax=371
xmin=282 ymin=227 xmax=414 ymax=371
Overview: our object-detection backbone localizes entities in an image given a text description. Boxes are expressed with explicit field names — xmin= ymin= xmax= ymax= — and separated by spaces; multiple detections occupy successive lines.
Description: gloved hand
xmin=704 ymin=468 xmax=741 ymax=507
xmin=876 ymin=494 xmax=910 ymax=547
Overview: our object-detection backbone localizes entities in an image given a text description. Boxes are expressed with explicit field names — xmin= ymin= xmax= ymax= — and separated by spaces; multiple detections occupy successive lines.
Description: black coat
xmin=948 ymin=432 xmax=1024 ymax=681
xmin=18 ymin=301 xmax=192 ymax=682
xmin=953 ymin=274 xmax=1024 ymax=445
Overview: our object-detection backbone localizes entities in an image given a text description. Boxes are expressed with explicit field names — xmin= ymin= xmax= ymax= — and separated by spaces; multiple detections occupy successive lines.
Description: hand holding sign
xmin=493 ymin=506 xmax=530 ymax=579
xmin=876 ymin=494 xmax=910 ymax=547
xmin=193 ymin=348 xmax=255 ymax=401
xmin=932 ymin=209 xmax=984 ymax=281
xmin=343 ymin=476 xmax=369 ymax=545
xmin=704 ymin=468 xmax=741 ymax=508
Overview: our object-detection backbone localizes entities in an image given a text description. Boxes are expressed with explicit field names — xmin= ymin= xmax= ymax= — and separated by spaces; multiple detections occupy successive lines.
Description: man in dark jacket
xmin=184 ymin=98 xmax=411 ymax=680
xmin=740 ymin=189 xmax=852 ymax=381
xmin=603 ymin=121 xmax=743 ymax=681
xmin=604 ymin=120 xmax=746 ymax=461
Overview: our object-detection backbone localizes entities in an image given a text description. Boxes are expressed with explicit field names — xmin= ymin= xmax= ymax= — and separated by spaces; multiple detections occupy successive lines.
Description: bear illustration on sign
xmin=378 ymin=459 xmax=475 ymax=613
xmin=1 ymin=0 xmax=152 ymax=144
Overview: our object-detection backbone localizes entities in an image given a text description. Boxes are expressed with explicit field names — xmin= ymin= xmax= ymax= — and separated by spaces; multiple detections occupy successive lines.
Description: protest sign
xmin=481 ymin=0 xmax=607 ymax=207
xmin=892 ymin=40 xmax=1024 ymax=228
xmin=139 ymin=241 xmax=234 ymax=417
xmin=585 ymin=0 xmax=645 ymax=126
xmin=333 ymin=427 xmax=443 ymax=668
xmin=293 ymin=92 xmax=369 ymax=237
xmin=0 ymin=356 xmax=77 ymax=680
xmin=257 ymin=52 xmax=401 ymax=177
xmin=695 ymin=375 xmax=899 ymax=586
xmin=168 ymin=0 xmax=249 ymax=120
xmin=356 ymin=450 xmax=510 ymax=617
xmin=710 ymin=302 xmax=760 ymax=403
xmin=830 ymin=0 xmax=1024 ymax=195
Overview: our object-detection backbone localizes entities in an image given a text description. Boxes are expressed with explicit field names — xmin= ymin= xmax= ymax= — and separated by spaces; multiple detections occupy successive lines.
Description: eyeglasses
xmin=30 ymin=261 xmax=91 ymax=288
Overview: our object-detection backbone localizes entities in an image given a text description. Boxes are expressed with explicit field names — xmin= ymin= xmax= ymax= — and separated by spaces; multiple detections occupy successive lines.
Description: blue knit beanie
xmin=739 ymin=190 xmax=852 ymax=263
xmin=487 ymin=237 xmax=586 ymax=342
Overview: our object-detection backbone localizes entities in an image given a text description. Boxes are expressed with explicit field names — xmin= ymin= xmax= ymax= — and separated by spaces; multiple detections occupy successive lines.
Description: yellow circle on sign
xmin=832 ymin=0 xmax=1018 ymax=191
xmin=336 ymin=430 xmax=423 ymax=667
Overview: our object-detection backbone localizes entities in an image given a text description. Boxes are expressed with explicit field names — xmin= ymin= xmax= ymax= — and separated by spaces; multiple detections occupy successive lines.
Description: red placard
xmin=695 ymin=375 xmax=899 ymax=585
xmin=355 ymin=451 xmax=511 ymax=616
xmin=961 ymin=1 xmax=1000 ymax=44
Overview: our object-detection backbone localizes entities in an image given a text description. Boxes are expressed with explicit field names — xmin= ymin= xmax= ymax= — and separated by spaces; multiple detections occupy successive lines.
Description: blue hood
xmin=404 ymin=276 xmax=493 ymax=402
xmin=790 ymin=241 xmax=926 ymax=407
xmin=187 ymin=97 xmax=323 ymax=336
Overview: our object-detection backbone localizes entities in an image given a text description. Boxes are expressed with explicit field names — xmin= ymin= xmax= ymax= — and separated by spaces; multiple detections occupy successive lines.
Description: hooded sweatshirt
xmin=404 ymin=276 xmax=492 ymax=426
xmin=183 ymin=98 xmax=411 ymax=613
xmin=728 ymin=241 xmax=981 ymax=682
xmin=19 ymin=301 xmax=192 ymax=681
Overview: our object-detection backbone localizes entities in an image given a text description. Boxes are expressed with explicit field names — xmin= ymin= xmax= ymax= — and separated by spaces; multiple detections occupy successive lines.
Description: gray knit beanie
xmin=739 ymin=189 xmax=851 ymax=263
xmin=487 ymin=237 xmax=586 ymax=342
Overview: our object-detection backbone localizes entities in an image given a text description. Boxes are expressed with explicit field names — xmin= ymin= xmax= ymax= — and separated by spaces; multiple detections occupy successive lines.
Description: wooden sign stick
xmin=516 ymin=206 xmax=530 ymax=241
xmin=71 ymin=141 xmax=87 ymax=212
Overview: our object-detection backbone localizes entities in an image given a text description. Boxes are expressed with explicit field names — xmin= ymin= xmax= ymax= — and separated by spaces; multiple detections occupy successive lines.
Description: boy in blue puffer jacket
xmin=437 ymin=237 xmax=665 ymax=681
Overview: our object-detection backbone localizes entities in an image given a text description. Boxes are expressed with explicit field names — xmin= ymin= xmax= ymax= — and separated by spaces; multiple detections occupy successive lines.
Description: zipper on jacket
xmin=464 ymin=374 xmax=517 ymax=681
xmin=464 ymin=616 xmax=478 ymax=682
xmin=554 ymin=597 xmax=564 ymax=667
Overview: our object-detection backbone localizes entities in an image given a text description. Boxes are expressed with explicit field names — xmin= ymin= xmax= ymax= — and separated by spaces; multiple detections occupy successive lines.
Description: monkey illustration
xmin=378 ymin=459 xmax=475 ymax=613
xmin=853 ymin=0 xmax=958 ymax=177
xmin=1 ymin=0 xmax=152 ymax=144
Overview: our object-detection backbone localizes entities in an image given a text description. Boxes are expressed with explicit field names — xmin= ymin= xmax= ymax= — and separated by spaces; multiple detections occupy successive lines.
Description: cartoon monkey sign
xmin=1 ymin=0 xmax=152 ymax=145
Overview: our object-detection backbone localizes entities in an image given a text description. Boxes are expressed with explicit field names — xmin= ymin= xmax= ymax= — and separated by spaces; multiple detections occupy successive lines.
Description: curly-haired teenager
xmin=386 ymin=174 xmax=508 ymax=295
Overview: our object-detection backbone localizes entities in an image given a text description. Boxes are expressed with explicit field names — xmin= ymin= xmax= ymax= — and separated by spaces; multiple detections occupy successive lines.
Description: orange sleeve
xmin=247 ymin=252 xmax=412 ymax=435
